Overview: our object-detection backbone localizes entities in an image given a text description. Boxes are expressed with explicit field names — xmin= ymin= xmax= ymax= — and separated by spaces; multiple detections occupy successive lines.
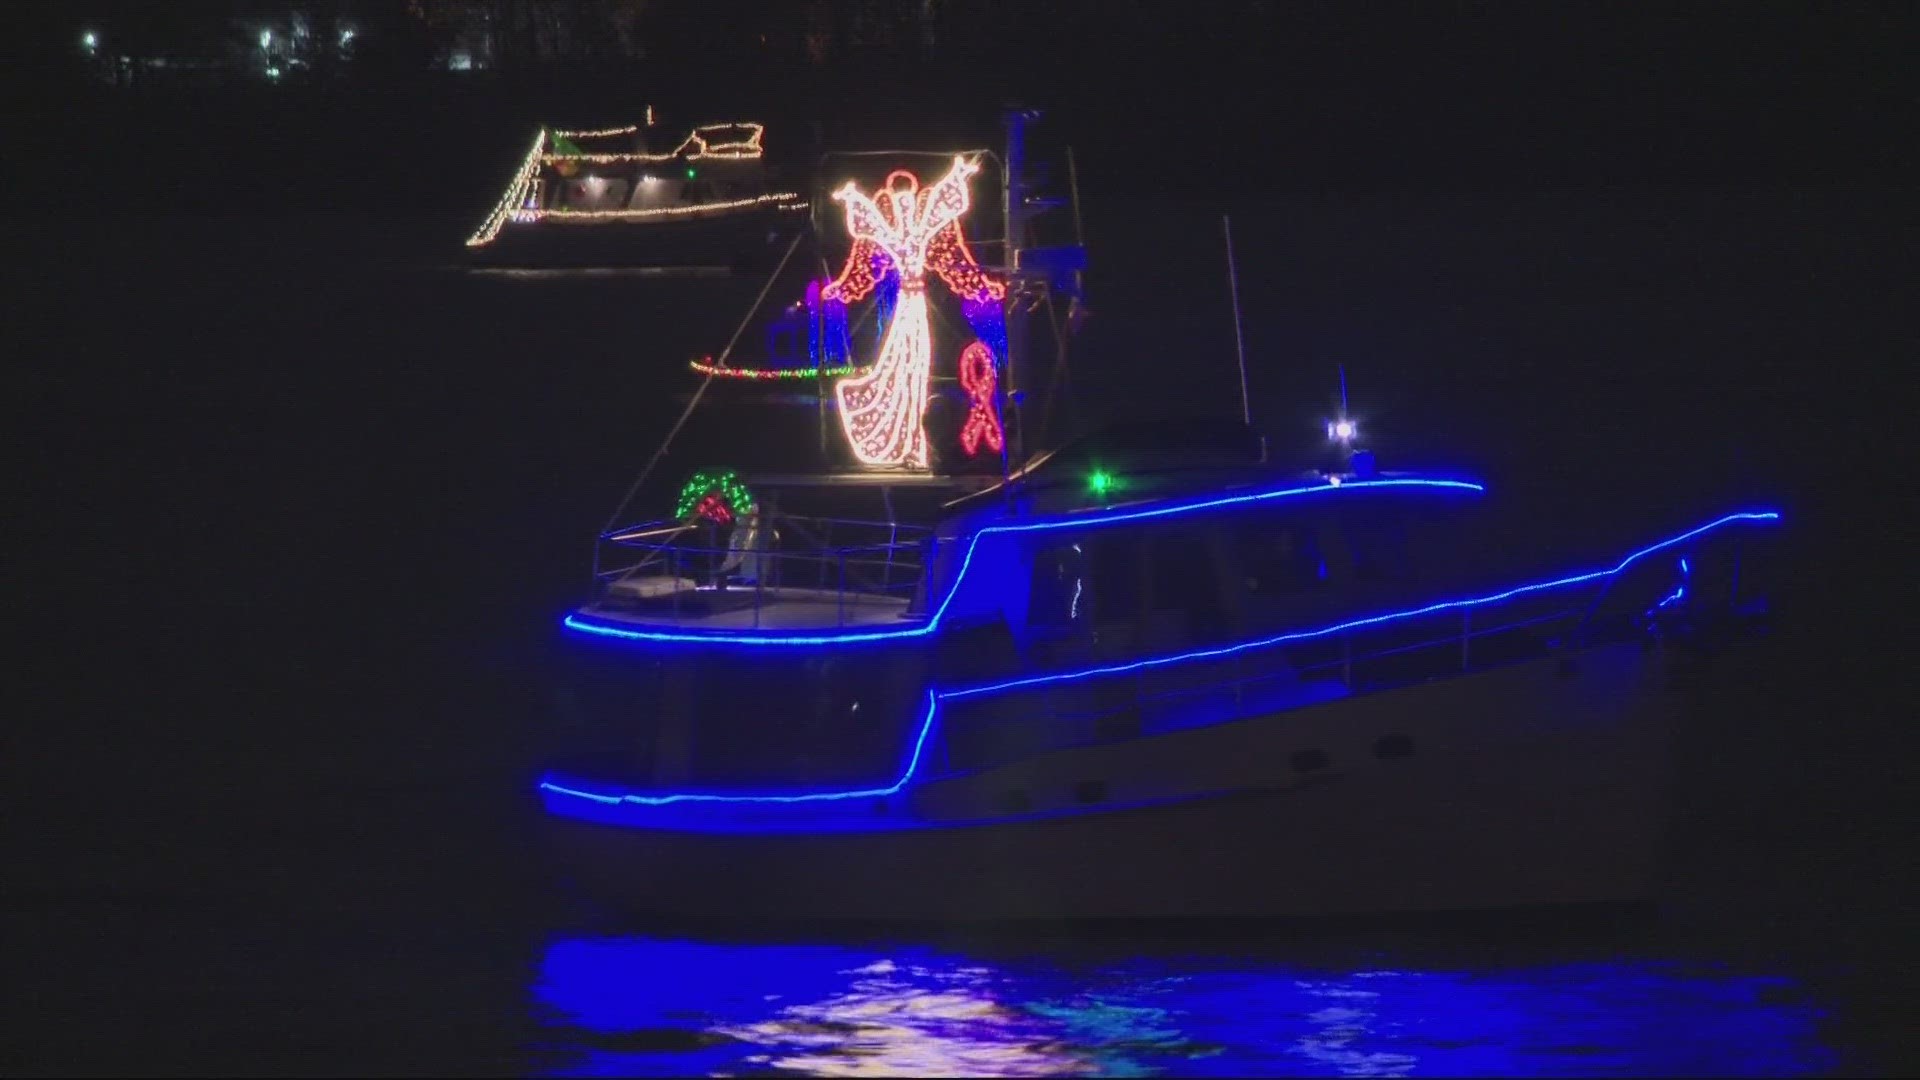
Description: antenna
xmin=1326 ymin=362 xmax=1370 ymax=476
xmin=1223 ymin=214 xmax=1251 ymax=427
xmin=1326 ymin=363 xmax=1356 ymax=444
xmin=1001 ymin=107 xmax=1048 ymax=478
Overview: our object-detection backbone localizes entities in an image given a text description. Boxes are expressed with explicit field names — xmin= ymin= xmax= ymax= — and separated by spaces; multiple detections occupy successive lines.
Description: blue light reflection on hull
xmin=530 ymin=935 xmax=1837 ymax=1077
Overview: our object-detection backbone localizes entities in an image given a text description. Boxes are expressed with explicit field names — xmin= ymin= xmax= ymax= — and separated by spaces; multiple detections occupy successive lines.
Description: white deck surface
xmin=586 ymin=583 xmax=917 ymax=630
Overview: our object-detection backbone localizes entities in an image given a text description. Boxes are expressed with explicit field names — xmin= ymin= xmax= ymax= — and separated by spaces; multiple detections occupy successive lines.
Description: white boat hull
xmin=541 ymin=642 xmax=1681 ymax=920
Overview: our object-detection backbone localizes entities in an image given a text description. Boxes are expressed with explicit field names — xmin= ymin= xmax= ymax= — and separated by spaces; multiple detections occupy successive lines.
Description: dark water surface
xmin=6 ymin=192 xmax=1913 ymax=1074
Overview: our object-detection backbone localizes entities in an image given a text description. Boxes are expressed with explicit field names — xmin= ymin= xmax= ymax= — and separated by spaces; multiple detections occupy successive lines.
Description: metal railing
xmin=588 ymin=512 xmax=932 ymax=629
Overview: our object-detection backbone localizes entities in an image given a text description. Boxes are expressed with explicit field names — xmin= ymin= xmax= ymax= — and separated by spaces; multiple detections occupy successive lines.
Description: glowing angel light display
xmin=814 ymin=156 xmax=1007 ymax=469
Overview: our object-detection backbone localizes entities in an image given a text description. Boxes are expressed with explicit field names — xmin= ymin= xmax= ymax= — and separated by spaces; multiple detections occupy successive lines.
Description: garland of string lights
xmin=555 ymin=106 xmax=654 ymax=136
xmin=465 ymin=128 xmax=548 ymax=247
xmin=552 ymin=124 xmax=640 ymax=139
xmin=543 ymin=122 xmax=767 ymax=164
xmin=513 ymin=193 xmax=806 ymax=225
xmin=552 ymin=108 xmax=655 ymax=141
xmin=664 ymin=122 xmax=765 ymax=159
xmin=542 ymin=148 xmax=761 ymax=165
xmin=689 ymin=357 xmax=863 ymax=380
xmin=674 ymin=469 xmax=756 ymax=524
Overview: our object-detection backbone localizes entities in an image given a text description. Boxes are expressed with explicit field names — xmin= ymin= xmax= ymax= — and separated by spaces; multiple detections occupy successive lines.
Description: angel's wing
xmin=834 ymin=183 xmax=905 ymax=254
xmin=911 ymin=156 xmax=980 ymax=239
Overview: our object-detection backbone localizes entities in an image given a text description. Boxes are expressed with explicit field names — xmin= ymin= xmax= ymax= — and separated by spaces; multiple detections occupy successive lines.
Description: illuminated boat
xmin=538 ymin=430 xmax=1781 ymax=920
xmin=533 ymin=112 xmax=1784 ymax=921
xmin=465 ymin=117 xmax=810 ymax=269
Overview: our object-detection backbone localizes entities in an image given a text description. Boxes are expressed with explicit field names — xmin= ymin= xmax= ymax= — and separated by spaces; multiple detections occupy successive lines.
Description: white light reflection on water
xmin=711 ymin=959 xmax=1092 ymax=1077
xmin=531 ymin=937 xmax=1837 ymax=1078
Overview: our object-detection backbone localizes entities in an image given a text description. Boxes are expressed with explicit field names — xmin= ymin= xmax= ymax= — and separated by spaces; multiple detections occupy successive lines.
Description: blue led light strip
xmin=540 ymin=508 xmax=1780 ymax=813
xmin=943 ymin=511 xmax=1773 ymax=700
xmin=562 ymin=477 xmax=1486 ymax=647
xmin=542 ymin=692 xmax=942 ymax=807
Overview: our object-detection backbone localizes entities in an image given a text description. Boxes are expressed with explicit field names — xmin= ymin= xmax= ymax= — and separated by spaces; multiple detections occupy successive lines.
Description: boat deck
xmin=583 ymin=583 xmax=916 ymax=631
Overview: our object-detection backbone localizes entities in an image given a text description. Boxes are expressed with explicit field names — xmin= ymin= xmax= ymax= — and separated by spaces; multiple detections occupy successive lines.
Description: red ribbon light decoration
xmin=958 ymin=340 xmax=1003 ymax=457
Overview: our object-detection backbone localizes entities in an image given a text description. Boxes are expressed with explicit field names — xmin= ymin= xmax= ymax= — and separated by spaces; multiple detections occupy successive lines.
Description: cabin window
xmin=1345 ymin=519 xmax=1412 ymax=584
xmin=1029 ymin=535 xmax=1144 ymax=630
xmin=1087 ymin=534 xmax=1145 ymax=625
xmin=1231 ymin=521 xmax=1329 ymax=599
xmin=1147 ymin=525 xmax=1228 ymax=638
xmin=935 ymin=616 xmax=1021 ymax=682
xmin=565 ymin=177 xmax=629 ymax=211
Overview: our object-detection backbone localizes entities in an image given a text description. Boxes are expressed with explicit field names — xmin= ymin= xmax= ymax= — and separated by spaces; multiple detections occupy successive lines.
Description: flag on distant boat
xmin=549 ymin=131 xmax=585 ymax=177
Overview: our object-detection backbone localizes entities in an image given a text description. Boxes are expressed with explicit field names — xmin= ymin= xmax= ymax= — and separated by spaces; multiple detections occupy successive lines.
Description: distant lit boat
xmin=533 ymin=111 xmax=1784 ymax=921
xmin=465 ymin=116 xmax=810 ymax=270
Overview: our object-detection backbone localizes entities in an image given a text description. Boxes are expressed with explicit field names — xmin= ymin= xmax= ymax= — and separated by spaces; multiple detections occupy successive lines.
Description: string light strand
xmin=510 ymin=193 xmax=806 ymax=224
xmin=690 ymin=358 xmax=864 ymax=380
xmin=552 ymin=124 xmax=641 ymax=139
xmin=465 ymin=128 xmax=549 ymax=247
xmin=542 ymin=122 xmax=767 ymax=164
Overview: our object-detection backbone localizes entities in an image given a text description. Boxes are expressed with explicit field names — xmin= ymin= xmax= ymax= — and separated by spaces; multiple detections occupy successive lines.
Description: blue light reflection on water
xmin=531 ymin=936 xmax=1836 ymax=1077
